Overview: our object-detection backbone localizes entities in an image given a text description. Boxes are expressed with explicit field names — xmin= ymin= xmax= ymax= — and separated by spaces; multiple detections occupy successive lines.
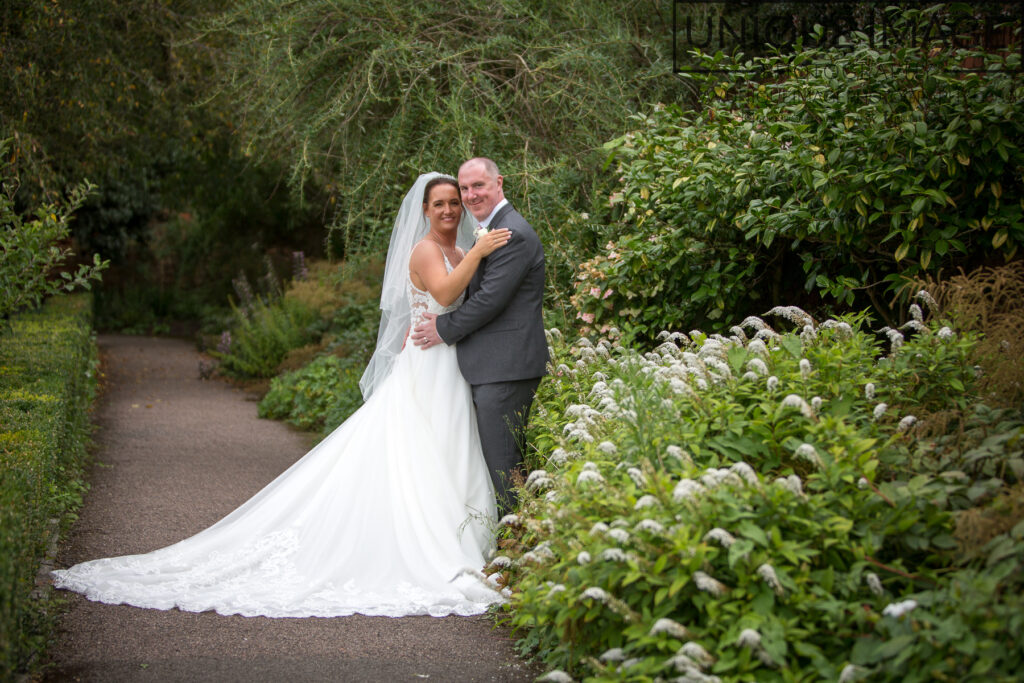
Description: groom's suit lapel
xmin=469 ymin=203 xmax=516 ymax=296
xmin=488 ymin=203 xmax=515 ymax=230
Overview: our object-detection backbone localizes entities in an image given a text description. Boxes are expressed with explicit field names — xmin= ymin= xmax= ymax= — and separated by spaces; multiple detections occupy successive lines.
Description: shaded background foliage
xmin=5 ymin=1 xmax=1021 ymax=338
xmin=1 ymin=0 xmax=324 ymax=330
xmin=3 ymin=1 xmax=1024 ymax=679
xmin=576 ymin=26 xmax=1023 ymax=341
xmin=4 ymin=0 xmax=693 ymax=331
xmin=197 ymin=0 xmax=688 ymax=292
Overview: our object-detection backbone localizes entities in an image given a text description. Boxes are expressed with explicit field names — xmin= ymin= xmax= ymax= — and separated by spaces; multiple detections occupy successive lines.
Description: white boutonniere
xmin=474 ymin=225 xmax=490 ymax=241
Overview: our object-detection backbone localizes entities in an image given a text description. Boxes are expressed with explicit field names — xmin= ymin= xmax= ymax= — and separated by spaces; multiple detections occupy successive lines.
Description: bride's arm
xmin=409 ymin=229 xmax=510 ymax=306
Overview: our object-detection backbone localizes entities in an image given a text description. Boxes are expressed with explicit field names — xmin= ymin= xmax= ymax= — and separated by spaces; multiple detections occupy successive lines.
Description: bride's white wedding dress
xmin=52 ymin=257 xmax=502 ymax=618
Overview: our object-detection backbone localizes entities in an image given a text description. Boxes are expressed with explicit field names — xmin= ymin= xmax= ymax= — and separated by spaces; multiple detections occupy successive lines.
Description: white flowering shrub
xmin=496 ymin=312 xmax=1024 ymax=681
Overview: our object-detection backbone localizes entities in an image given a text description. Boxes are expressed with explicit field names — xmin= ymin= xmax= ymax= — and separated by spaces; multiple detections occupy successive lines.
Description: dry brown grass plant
xmin=914 ymin=261 xmax=1024 ymax=408
xmin=955 ymin=483 xmax=1024 ymax=561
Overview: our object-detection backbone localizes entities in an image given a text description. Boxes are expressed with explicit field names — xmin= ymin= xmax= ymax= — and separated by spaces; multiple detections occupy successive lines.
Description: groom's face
xmin=458 ymin=162 xmax=503 ymax=222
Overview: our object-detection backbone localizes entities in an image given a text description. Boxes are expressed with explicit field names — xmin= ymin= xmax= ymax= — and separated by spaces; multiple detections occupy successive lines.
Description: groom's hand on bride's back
xmin=411 ymin=312 xmax=442 ymax=349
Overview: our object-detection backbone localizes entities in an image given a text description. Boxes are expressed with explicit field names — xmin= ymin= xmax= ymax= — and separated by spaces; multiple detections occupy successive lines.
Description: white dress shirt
xmin=477 ymin=198 xmax=509 ymax=228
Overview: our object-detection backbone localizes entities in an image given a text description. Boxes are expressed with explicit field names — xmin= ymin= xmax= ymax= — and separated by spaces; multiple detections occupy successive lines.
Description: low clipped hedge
xmin=0 ymin=294 xmax=97 ymax=678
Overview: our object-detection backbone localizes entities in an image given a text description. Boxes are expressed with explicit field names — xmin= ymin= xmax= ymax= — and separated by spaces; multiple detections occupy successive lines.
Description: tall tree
xmin=197 ymin=0 xmax=687 ymax=252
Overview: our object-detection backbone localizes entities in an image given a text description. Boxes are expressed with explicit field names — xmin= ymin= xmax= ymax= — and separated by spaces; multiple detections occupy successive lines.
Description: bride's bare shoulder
xmin=410 ymin=239 xmax=443 ymax=264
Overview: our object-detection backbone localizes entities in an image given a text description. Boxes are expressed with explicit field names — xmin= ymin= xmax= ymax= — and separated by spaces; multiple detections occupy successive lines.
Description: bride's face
xmin=423 ymin=184 xmax=463 ymax=233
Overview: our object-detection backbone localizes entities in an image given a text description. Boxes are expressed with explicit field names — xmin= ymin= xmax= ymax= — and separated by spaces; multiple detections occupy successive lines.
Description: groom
xmin=412 ymin=157 xmax=548 ymax=515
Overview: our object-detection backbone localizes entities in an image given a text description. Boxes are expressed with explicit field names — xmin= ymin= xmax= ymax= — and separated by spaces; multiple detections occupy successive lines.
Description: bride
xmin=52 ymin=173 xmax=512 ymax=618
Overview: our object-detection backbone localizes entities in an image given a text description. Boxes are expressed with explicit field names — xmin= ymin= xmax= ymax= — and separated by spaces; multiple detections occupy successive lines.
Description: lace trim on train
xmin=51 ymin=528 xmax=500 ymax=618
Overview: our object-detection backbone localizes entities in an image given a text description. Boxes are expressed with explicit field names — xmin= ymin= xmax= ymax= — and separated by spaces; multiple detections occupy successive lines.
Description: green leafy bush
xmin=214 ymin=252 xmax=387 ymax=381
xmin=0 ymin=295 xmax=97 ymax=678
xmin=258 ymin=354 xmax=365 ymax=436
xmin=578 ymin=26 xmax=1023 ymax=340
xmin=210 ymin=258 xmax=325 ymax=379
xmin=256 ymin=257 xmax=384 ymax=435
xmin=1 ymin=141 xmax=108 ymax=319
xmin=213 ymin=295 xmax=319 ymax=378
xmin=498 ymin=302 xmax=1023 ymax=681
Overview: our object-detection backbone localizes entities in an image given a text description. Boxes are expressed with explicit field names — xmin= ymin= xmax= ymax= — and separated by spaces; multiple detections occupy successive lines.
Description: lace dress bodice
xmin=409 ymin=251 xmax=463 ymax=328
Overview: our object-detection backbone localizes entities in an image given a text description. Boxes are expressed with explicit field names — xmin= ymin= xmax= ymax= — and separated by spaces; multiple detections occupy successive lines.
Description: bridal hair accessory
xmin=358 ymin=172 xmax=475 ymax=400
xmin=474 ymin=225 xmax=490 ymax=241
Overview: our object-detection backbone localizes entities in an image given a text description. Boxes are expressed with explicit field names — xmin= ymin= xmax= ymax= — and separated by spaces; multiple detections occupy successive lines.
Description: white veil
xmin=358 ymin=172 xmax=476 ymax=400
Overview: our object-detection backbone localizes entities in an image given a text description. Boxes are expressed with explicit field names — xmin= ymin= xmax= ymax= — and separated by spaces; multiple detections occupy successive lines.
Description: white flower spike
xmin=546 ymin=584 xmax=566 ymax=598
xmin=635 ymin=519 xmax=665 ymax=534
xmin=781 ymin=394 xmax=815 ymax=419
xmin=795 ymin=442 xmax=824 ymax=468
xmin=746 ymin=358 xmax=769 ymax=376
xmin=680 ymin=641 xmax=716 ymax=668
xmin=673 ymin=479 xmax=705 ymax=502
xmin=601 ymin=548 xmax=628 ymax=562
xmin=634 ymin=494 xmax=659 ymax=509
xmin=487 ymin=555 xmax=512 ymax=569
xmin=865 ymin=572 xmax=883 ymax=596
xmin=882 ymin=599 xmax=918 ymax=618
xmin=916 ymin=289 xmax=938 ymax=313
xmin=627 ymin=467 xmax=647 ymax=487
xmin=693 ymin=571 xmax=728 ymax=596
xmin=747 ymin=338 xmax=770 ymax=356
xmin=839 ymin=664 xmax=866 ymax=683
xmin=599 ymin=647 xmax=625 ymax=663
xmin=774 ymin=474 xmax=805 ymax=498
xmin=703 ymin=528 xmax=736 ymax=547
xmin=649 ymin=617 xmax=691 ymax=640
xmin=498 ymin=514 xmax=520 ymax=527
xmin=757 ymin=563 xmax=784 ymax=595
xmin=730 ymin=461 xmax=760 ymax=487
xmin=608 ymin=528 xmax=630 ymax=544
xmin=736 ymin=628 xmax=762 ymax=649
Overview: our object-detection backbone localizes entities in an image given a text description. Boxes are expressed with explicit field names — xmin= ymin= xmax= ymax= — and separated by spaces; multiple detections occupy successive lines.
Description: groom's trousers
xmin=471 ymin=377 xmax=541 ymax=517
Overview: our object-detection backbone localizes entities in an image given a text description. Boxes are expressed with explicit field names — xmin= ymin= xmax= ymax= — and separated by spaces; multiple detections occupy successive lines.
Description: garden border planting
xmin=0 ymin=294 xmax=97 ymax=678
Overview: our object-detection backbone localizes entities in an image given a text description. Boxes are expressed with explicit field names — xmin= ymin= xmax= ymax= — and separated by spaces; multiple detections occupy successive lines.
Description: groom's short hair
xmin=462 ymin=157 xmax=500 ymax=178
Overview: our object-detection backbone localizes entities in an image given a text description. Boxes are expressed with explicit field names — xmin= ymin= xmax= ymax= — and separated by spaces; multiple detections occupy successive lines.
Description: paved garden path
xmin=45 ymin=335 xmax=539 ymax=682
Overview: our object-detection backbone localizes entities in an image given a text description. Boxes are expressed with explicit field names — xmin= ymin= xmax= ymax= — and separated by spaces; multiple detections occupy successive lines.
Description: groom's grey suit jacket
xmin=436 ymin=202 xmax=548 ymax=385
